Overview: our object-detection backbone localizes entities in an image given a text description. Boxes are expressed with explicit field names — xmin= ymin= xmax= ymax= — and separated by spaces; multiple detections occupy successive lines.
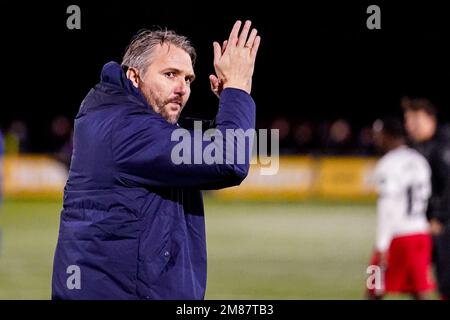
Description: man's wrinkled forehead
xmin=149 ymin=43 xmax=194 ymax=73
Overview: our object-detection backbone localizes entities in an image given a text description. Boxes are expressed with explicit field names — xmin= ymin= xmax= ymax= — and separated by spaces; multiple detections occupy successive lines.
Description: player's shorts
xmin=368 ymin=233 xmax=435 ymax=295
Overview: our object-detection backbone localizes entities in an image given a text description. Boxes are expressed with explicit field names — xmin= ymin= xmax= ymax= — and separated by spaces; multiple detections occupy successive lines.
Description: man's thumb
xmin=209 ymin=75 xmax=219 ymax=88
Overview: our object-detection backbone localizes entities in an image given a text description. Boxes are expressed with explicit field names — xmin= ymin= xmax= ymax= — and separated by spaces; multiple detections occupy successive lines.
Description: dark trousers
xmin=433 ymin=223 xmax=450 ymax=298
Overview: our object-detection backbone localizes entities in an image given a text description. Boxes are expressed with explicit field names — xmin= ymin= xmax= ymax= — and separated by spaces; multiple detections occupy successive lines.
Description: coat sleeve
xmin=112 ymin=88 xmax=256 ymax=189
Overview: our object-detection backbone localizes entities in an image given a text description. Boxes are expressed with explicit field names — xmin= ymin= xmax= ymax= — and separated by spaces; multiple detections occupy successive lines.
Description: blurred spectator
xmin=356 ymin=125 xmax=376 ymax=155
xmin=3 ymin=120 xmax=29 ymax=154
xmin=1 ymin=115 xmax=440 ymax=157
xmin=0 ymin=130 xmax=3 ymax=156
xmin=324 ymin=119 xmax=353 ymax=154
xmin=0 ymin=130 xmax=2 ymax=253
xmin=270 ymin=117 xmax=296 ymax=154
xmin=49 ymin=116 xmax=73 ymax=168
xmin=0 ymin=130 xmax=3 ymax=204
xmin=317 ymin=121 xmax=331 ymax=151
xmin=292 ymin=121 xmax=315 ymax=154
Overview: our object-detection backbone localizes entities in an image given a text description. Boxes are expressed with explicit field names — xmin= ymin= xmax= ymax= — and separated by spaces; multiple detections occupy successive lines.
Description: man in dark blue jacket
xmin=402 ymin=97 xmax=450 ymax=300
xmin=52 ymin=20 xmax=260 ymax=299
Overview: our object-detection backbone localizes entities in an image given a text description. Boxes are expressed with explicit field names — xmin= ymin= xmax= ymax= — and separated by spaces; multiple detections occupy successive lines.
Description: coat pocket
xmin=136 ymin=211 xmax=174 ymax=292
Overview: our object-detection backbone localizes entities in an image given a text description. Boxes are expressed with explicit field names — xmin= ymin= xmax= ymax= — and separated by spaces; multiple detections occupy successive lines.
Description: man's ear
xmin=126 ymin=67 xmax=140 ymax=88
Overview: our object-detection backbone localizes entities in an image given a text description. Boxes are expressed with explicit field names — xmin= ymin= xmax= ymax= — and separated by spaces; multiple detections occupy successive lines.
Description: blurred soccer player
xmin=402 ymin=98 xmax=450 ymax=300
xmin=367 ymin=117 xmax=435 ymax=300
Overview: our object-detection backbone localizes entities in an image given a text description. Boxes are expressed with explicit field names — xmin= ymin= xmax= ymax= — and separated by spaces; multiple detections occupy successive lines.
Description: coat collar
xmin=100 ymin=61 xmax=148 ymax=106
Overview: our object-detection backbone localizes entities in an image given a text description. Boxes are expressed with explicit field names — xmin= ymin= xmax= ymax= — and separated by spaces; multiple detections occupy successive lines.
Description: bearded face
xmin=138 ymin=44 xmax=195 ymax=124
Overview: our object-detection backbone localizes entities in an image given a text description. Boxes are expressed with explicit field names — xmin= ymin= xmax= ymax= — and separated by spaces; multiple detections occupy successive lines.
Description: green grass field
xmin=0 ymin=199 xmax=377 ymax=299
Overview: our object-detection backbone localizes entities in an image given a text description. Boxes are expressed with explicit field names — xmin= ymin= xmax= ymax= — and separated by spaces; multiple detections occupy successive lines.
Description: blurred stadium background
xmin=0 ymin=153 xmax=386 ymax=299
xmin=1 ymin=1 xmax=449 ymax=299
xmin=0 ymin=198 xmax=375 ymax=299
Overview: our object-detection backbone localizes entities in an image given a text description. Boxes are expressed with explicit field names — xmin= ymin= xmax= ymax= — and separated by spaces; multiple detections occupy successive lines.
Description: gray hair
xmin=121 ymin=28 xmax=196 ymax=76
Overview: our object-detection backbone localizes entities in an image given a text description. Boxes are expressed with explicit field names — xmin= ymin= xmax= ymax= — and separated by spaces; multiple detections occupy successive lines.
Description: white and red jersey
xmin=373 ymin=146 xmax=431 ymax=252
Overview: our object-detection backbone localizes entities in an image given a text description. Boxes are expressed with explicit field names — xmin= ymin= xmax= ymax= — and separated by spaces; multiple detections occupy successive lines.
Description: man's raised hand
xmin=210 ymin=20 xmax=261 ymax=95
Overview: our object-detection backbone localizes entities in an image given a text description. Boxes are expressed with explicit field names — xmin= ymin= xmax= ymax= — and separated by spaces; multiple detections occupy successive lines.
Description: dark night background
xmin=1 ymin=1 xmax=449 ymax=152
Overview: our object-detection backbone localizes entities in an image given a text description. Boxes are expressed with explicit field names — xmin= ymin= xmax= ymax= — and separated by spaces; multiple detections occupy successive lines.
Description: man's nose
xmin=174 ymin=79 xmax=188 ymax=96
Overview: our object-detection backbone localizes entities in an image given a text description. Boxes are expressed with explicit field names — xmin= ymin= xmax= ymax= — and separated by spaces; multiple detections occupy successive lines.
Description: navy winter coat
xmin=51 ymin=61 xmax=255 ymax=299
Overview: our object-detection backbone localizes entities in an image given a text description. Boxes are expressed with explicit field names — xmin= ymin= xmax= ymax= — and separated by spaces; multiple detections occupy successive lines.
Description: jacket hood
xmin=78 ymin=61 xmax=150 ymax=116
